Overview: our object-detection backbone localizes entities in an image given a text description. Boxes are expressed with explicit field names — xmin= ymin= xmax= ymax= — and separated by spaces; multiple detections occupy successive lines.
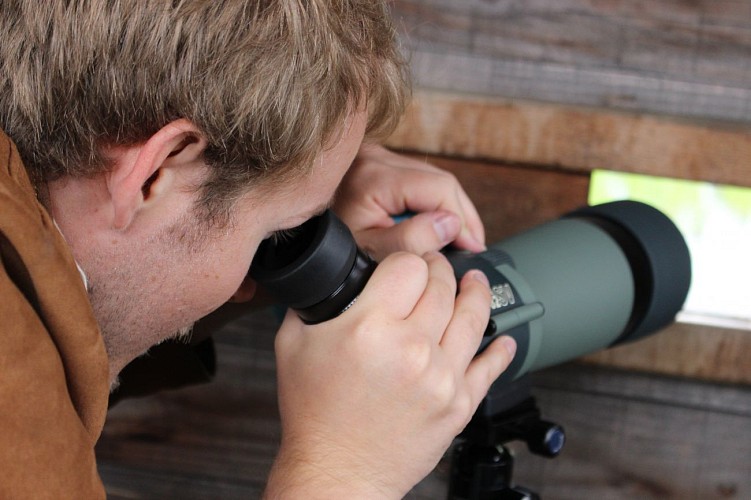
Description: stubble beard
xmin=88 ymin=213 xmax=214 ymax=388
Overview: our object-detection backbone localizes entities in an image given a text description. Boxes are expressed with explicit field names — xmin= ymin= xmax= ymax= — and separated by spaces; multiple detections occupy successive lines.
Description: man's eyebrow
xmin=292 ymin=199 xmax=334 ymax=226
xmin=314 ymin=190 xmax=339 ymax=217
xmin=310 ymin=199 xmax=334 ymax=218
xmin=281 ymin=192 xmax=338 ymax=227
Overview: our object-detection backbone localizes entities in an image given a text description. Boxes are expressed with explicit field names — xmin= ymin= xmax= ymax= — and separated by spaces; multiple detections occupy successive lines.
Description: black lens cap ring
xmin=250 ymin=210 xmax=376 ymax=323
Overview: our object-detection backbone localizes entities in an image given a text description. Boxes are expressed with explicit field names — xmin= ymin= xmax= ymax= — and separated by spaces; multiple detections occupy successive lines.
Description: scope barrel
xmin=249 ymin=201 xmax=691 ymax=380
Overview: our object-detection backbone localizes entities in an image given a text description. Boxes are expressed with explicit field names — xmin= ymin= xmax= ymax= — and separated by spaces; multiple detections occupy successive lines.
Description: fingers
xmin=355 ymin=211 xmax=462 ymax=261
xmin=383 ymin=170 xmax=485 ymax=252
xmin=334 ymin=144 xmax=486 ymax=255
xmin=407 ymin=251 xmax=458 ymax=340
xmin=353 ymin=251 xmax=430 ymax=320
xmin=355 ymin=251 xmax=457 ymax=334
xmin=438 ymin=270 xmax=492 ymax=369
xmin=334 ymin=244 xmax=515 ymax=418
xmin=380 ymin=157 xmax=486 ymax=250
xmin=433 ymin=268 xmax=516 ymax=418
xmin=464 ymin=335 xmax=517 ymax=409
xmin=450 ymin=190 xmax=486 ymax=253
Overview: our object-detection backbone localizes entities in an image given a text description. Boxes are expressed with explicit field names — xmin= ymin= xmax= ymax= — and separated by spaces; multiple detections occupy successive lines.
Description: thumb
xmin=355 ymin=211 xmax=461 ymax=261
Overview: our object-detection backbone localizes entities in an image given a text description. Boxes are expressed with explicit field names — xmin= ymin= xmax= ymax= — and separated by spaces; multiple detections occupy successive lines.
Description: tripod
xmin=447 ymin=376 xmax=565 ymax=499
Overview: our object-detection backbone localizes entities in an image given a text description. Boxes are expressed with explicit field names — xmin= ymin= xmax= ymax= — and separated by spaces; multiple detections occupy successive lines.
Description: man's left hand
xmin=334 ymin=143 xmax=486 ymax=260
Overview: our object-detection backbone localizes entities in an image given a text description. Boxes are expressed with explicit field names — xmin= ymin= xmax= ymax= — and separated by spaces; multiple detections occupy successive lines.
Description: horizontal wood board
xmin=386 ymin=90 xmax=751 ymax=188
xmin=391 ymin=0 xmax=751 ymax=125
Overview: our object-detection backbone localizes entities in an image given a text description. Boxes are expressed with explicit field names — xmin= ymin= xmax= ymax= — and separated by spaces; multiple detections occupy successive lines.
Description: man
xmin=0 ymin=1 xmax=517 ymax=498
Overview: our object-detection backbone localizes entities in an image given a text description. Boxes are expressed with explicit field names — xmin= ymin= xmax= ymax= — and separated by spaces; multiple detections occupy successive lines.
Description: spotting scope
xmin=249 ymin=200 xmax=691 ymax=499
xmin=250 ymin=200 xmax=691 ymax=384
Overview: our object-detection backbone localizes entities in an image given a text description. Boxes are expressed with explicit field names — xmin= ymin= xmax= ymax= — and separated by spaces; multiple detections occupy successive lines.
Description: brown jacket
xmin=0 ymin=130 xmax=109 ymax=499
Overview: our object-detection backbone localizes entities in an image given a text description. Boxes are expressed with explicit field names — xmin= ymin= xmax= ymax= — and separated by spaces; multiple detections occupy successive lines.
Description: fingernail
xmin=501 ymin=336 xmax=517 ymax=357
xmin=461 ymin=227 xmax=487 ymax=252
xmin=471 ymin=270 xmax=489 ymax=286
xmin=433 ymin=213 xmax=460 ymax=245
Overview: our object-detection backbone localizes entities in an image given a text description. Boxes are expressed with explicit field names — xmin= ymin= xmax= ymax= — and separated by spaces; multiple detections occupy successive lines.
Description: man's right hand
xmin=264 ymin=251 xmax=517 ymax=499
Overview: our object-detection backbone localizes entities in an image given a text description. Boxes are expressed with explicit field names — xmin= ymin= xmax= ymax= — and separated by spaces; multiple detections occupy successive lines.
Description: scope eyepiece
xmin=249 ymin=210 xmax=376 ymax=324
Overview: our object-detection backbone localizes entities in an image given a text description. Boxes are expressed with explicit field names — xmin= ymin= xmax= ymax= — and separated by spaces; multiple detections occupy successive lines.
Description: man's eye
xmin=271 ymin=228 xmax=298 ymax=244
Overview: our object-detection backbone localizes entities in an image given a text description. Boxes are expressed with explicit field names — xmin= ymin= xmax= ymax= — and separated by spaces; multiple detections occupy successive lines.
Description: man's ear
xmin=106 ymin=119 xmax=207 ymax=229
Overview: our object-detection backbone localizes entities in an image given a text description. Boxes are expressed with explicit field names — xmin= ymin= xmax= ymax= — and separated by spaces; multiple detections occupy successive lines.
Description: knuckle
xmin=397 ymin=336 xmax=433 ymax=380
xmin=438 ymin=380 xmax=480 ymax=434
xmin=425 ymin=368 xmax=458 ymax=409
xmin=391 ymin=251 xmax=429 ymax=273
xmin=455 ymin=307 xmax=489 ymax=342
xmin=466 ymin=309 xmax=490 ymax=337
xmin=349 ymin=315 xmax=377 ymax=341
xmin=438 ymin=171 xmax=461 ymax=192
xmin=395 ymin=228 xmax=424 ymax=254
xmin=433 ymin=272 xmax=457 ymax=301
xmin=452 ymin=391 xmax=475 ymax=428
xmin=432 ymin=167 xmax=456 ymax=182
xmin=381 ymin=252 xmax=429 ymax=285
xmin=426 ymin=252 xmax=455 ymax=279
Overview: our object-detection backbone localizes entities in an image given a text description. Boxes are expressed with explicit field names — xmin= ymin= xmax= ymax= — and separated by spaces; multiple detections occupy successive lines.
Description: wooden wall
xmin=391 ymin=0 xmax=751 ymax=126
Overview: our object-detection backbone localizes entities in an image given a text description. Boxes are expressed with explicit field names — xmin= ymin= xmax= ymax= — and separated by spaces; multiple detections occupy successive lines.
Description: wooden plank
xmin=96 ymin=310 xmax=751 ymax=499
xmin=504 ymin=367 xmax=751 ymax=499
xmin=532 ymin=363 xmax=751 ymax=415
xmin=386 ymin=89 xmax=751 ymax=188
xmin=582 ymin=321 xmax=751 ymax=385
xmin=387 ymin=0 xmax=751 ymax=382
xmin=391 ymin=0 xmax=751 ymax=124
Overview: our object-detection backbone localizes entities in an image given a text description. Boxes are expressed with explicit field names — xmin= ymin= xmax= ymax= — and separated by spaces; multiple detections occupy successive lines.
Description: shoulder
xmin=0 ymin=126 xmax=109 ymax=440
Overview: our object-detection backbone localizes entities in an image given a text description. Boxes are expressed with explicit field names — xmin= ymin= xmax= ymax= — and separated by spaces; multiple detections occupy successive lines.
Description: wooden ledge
xmin=386 ymin=89 xmax=751 ymax=188
xmin=582 ymin=321 xmax=751 ymax=386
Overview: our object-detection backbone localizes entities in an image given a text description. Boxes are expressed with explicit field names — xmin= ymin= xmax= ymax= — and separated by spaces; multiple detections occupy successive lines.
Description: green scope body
xmin=446 ymin=201 xmax=691 ymax=388
xmin=250 ymin=201 xmax=692 ymax=393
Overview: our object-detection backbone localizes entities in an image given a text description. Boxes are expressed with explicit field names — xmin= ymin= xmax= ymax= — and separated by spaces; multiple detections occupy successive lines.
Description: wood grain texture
xmin=93 ymin=3 xmax=751 ymax=496
xmin=582 ymin=321 xmax=751 ymax=385
xmin=386 ymin=89 xmax=751 ymax=188
xmin=96 ymin=309 xmax=751 ymax=499
xmin=508 ymin=364 xmax=751 ymax=499
xmin=391 ymin=0 xmax=751 ymax=124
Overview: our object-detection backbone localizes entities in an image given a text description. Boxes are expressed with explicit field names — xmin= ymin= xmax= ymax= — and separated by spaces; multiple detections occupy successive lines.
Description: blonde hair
xmin=0 ymin=0 xmax=409 ymax=219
